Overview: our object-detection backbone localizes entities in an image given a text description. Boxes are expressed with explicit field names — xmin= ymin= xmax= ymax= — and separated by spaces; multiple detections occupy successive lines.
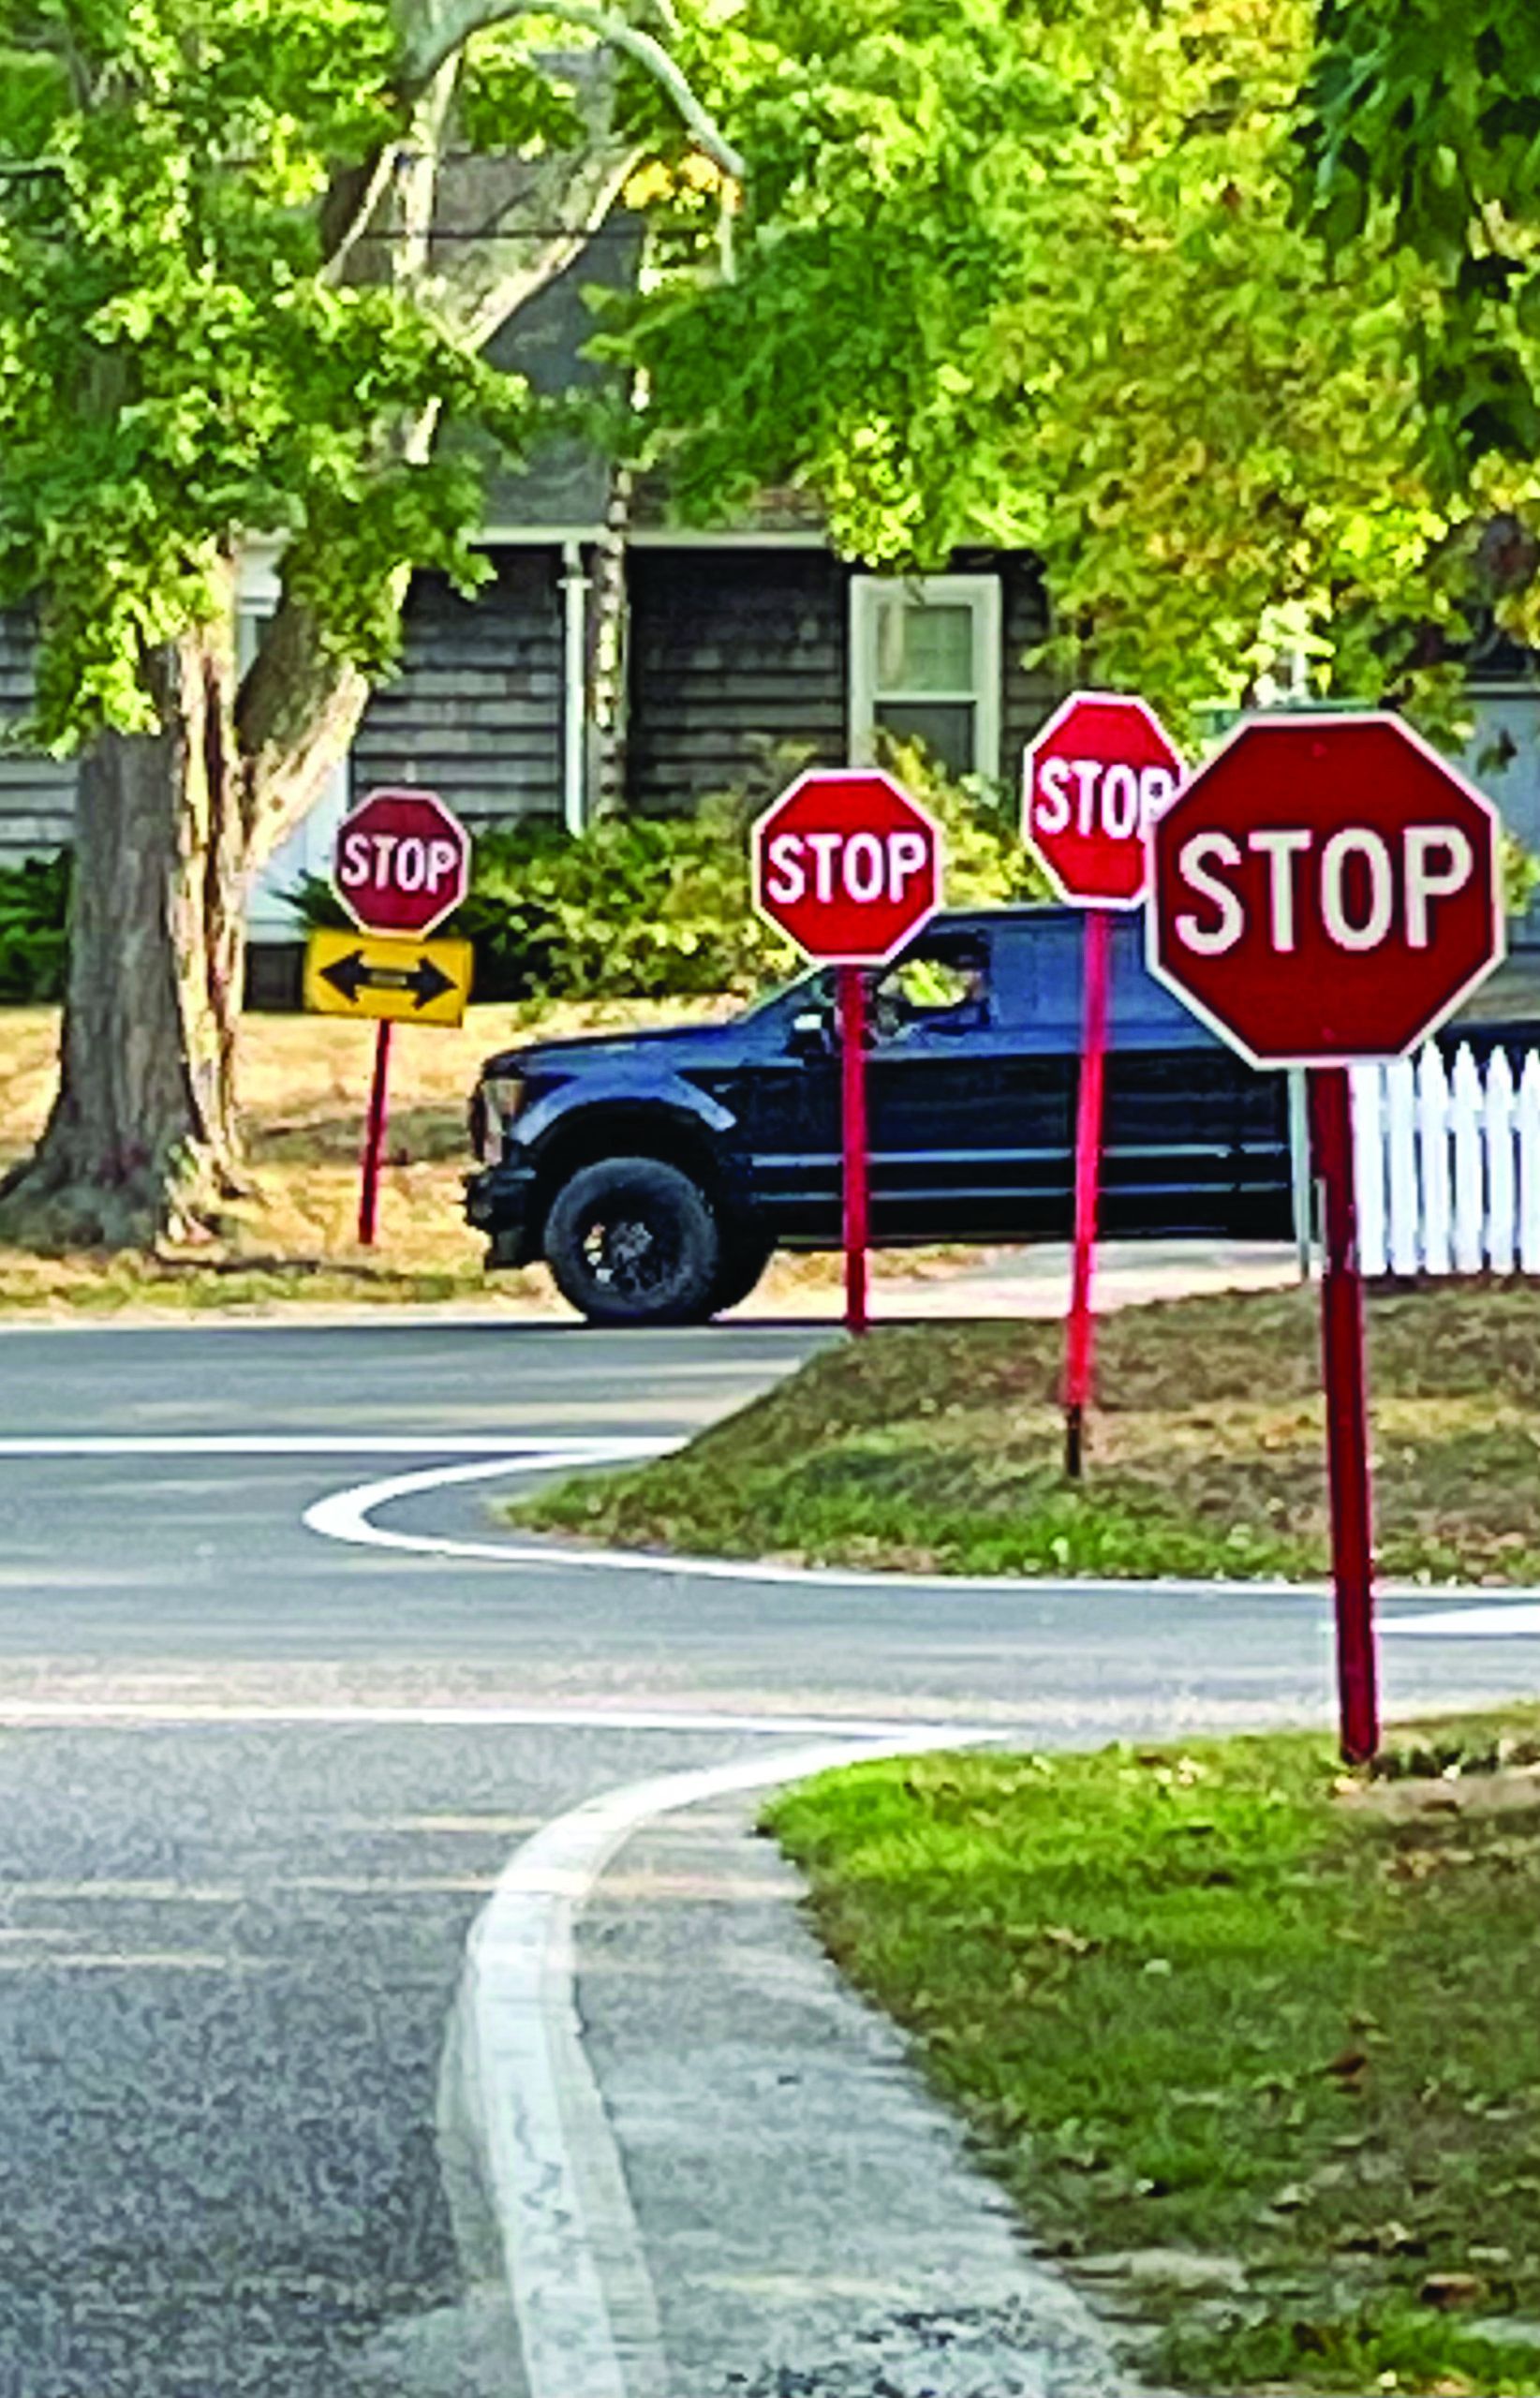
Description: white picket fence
xmin=1349 ymin=1045 xmax=1540 ymax=1277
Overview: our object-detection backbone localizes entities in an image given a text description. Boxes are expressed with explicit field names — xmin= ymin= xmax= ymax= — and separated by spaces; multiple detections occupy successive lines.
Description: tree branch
xmin=318 ymin=144 xmax=401 ymax=288
xmin=5 ymin=20 xmax=93 ymax=109
xmin=397 ymin=0 xmax=745 ymax=180
xmin=233 ymin=596 xmax=379 ymax=866
xmin=236 ymin=412 xmax=439 ymax=858
xmin=428 ymin=137 xmax=641 ymax=349
xmin=248 ymin=1 xmax=729 ymax=845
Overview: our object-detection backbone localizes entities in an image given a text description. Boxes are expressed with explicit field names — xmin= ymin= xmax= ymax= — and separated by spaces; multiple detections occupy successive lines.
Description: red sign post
xmin=1024 ymin=694 xmax=1185 ymax=1475
xmin=333 ymin=787 xmax=472 ymax=1246
xmin=751 ymin=769 xmax=943 ymax=1333
xmin=1148 ymin=714 xmax=1504 ymax=1761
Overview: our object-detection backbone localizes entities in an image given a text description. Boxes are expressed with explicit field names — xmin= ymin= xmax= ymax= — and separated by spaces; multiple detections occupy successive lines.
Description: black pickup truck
xmin=464 ymin=903 xmax=1531 ymax=1325
xmin=464 ymin=903 xmax=1292 ymax=1324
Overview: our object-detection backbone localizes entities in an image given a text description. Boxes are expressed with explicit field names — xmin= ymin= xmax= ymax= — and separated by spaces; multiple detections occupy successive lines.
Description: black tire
xmin=544 ymin=1156 xmax=721 ymax=1326
xmin=707 ymin=1230 xmax=775 ymax=1316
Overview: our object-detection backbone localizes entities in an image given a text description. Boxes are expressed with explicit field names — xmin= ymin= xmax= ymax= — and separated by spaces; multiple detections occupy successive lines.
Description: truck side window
xmin=872 ymin=940 xmax=990 ymax=1038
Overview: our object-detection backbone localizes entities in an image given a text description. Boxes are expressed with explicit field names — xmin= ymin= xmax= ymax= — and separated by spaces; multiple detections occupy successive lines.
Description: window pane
xmin=873 ymin=599 xmax=974 ymax=693
xmin=873 ymin=934 xmax=991 ymax=1038
xmin=875 ymin=699 xmax=976 ymax=777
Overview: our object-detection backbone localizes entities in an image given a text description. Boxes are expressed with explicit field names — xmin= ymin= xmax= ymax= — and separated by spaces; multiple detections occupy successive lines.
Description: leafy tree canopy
xmin=2 ymin=0 xmax=1532 ymax=760
xmin=1298 ymin=3 xmax=1540 ymax=484
xmin=0 ymin=0 xmax=693 ymax=746
xmin=624 ymin=0 xmax=1510 ymax=737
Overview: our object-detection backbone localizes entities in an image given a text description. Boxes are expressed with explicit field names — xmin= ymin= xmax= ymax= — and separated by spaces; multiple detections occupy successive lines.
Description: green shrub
xmin=0 ymin=850 xmax=69 ymax=1002
xmin=290 ymin=801 xmax=788 ymax=999
xmin=1503 ymin=826 xmax=1540 ymax=919
xmin=874 ymin=734 xmax=1048 ymax=908
xmin=289 ymin=738 xmax=1049 ymax=1002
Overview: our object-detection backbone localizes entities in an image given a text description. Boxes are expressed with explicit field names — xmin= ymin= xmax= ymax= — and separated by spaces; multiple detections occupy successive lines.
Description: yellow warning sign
xmin=304 ymin=928 xmax=473 ymax=1027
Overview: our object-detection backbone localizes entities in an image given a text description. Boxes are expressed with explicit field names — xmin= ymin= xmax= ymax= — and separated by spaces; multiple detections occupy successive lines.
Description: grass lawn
xmin=517 ymin=1282 xmax=1540 ymax=1586
xmin=767 ymin=1713 xmax=1540 ymax=2395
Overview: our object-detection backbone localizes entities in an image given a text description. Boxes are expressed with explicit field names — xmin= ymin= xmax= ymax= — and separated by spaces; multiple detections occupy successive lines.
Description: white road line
xmin=9 ymin=1433 xmax=1533 ymax=1615
xmin=308 ymin=1454 xmax=1540 ymax=1616
xmin=0 ymin=1699 xmax=965 ymax=1738
xmin=303 ymin=1445 xmax=684 ymax=1555
xmin=1381 ymin=1602 xmax=1540 ymax=1638
xmin=0 ymin=1434 xmax=672 ymax=1458
xmin=449 ymin=1731 xmax=987 ymax=2398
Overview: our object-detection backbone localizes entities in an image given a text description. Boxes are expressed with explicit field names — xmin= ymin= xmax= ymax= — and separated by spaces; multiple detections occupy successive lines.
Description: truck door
xmin=863 ymin=931 xmax=1030 ymax=1240
xmin=976 ymin=912 xmax=1291 ymax=1240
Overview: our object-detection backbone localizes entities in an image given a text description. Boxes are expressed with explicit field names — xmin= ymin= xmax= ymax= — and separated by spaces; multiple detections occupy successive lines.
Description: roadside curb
xmin=474 ymin=1756 xmax=1147 ymax=2398
xmin=438 ymin=1737 xmax=987 ymax=2398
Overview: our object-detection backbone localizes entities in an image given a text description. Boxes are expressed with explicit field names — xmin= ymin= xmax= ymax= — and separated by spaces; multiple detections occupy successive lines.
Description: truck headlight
xmin=472 ymin=1073 xmax=525 ymax=1163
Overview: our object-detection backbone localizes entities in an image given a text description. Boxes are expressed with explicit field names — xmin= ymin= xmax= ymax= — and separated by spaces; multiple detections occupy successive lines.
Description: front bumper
xmin=463 ymin=1162 xmax=540 ymax=1268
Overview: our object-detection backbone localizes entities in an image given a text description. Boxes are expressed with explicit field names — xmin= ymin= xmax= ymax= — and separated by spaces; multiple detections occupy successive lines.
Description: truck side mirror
xmin=789 ymin=1009 xmax=832 ymax=1059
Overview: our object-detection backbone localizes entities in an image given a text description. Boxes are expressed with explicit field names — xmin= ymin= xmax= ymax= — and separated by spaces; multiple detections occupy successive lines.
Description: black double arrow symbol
xmin=320 ymin=949 xmax=457 ymax=1010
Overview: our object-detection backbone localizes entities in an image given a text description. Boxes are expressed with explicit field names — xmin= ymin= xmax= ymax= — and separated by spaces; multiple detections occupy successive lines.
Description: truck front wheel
xmin=544 ymin=1157 xmax=721 ymax=1326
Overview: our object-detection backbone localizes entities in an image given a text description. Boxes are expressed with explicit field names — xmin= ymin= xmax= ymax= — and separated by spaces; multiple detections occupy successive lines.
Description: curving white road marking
xmin=12 ymin=1418 xmax=1538 ymax=2391
xmin=12 ymin=1431 xmax=1524 ymax=1618
xmin=303 ymin=1450 xmax=1322 ymax=1595
xmin=448 ymin=1731 xmax=991 ymax=2398
xmin=304 ymin=1444 xmax=681 ymax=1558
xmin=304 ymin=1451 xmax=1540 ymax=1615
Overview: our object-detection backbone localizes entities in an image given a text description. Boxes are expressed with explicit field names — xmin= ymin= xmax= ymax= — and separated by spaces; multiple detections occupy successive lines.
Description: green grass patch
xmin=766 ymin=1713 xmax=1540 ymax=2394
xmin=515 ymin=1283 xmax=1540 ymax=1584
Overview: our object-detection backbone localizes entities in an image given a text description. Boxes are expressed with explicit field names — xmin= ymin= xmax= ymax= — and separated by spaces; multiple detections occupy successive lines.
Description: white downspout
xmin=560 ymin=540 xmax=589 ymax=836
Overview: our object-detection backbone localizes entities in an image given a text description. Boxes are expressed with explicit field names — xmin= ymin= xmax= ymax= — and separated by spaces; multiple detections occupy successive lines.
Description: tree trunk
xmin=0 ymin=634 xmax=246 ymax=1247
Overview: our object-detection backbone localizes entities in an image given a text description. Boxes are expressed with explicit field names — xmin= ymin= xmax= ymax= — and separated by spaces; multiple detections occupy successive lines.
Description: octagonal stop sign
xmin=751 ymin=768 xmax=942 ymax=962
xmin=333 ymin=787 xmax=470 ymax=939
xmin=1023 ymin=690 xmax=1183 ymax=908
xmin=1148 ymin=716 xmax=1504 ymax=1065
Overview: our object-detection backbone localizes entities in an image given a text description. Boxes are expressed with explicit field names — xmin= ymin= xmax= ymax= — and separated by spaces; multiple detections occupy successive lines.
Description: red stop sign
xmin=751 ymin=769 xmax=943 ymax=962
xmin=333 ymin=787 xmax=470 ymax=937
xmin=1148 ymin=716 xmax=1504 ymax=1065
xmin=1023 ymin=690 xmax=1183 ymax=907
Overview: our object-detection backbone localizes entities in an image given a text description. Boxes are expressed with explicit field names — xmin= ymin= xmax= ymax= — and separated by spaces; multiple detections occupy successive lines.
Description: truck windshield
xmin=737 ymin=965 xmax=833 ymax=1019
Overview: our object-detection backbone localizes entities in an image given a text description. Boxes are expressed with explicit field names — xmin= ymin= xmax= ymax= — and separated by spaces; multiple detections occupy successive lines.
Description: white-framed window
xmin=849 ymin=573 xmax=1002 ymax=782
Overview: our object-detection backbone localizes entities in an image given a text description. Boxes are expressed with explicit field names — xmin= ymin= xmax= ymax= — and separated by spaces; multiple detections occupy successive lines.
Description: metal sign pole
xmin=1064 ymin=908 xmax=1111 ymax=1477
xmin=1310 ymin=1064 xmax=1379 ymax=1763
xmin=837 ymin=964 xmax=869 ymax=1337
xmin=1288 ymin=1066 xmax=1314 ymax=1281
xmin=358 ymin=1019 xmax=393 ymax=1249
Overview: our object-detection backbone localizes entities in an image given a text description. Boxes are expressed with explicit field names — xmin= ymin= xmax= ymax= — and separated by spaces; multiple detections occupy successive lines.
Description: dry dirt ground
xmin=0 ymin=999 xmax=972 ymax=1315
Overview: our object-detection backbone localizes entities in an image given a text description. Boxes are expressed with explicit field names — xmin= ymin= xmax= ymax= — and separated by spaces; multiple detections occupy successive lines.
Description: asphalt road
xmin=0 ymin=1322 xmax=837 ymax=2398
xmin=0 ymin=1317 xmax=1534 ymax=2398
